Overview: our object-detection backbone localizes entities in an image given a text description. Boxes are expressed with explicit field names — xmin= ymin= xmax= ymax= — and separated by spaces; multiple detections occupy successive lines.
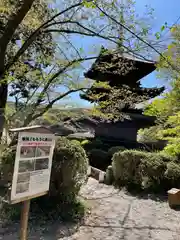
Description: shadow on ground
xmin=0 ymin=194 xmax=86 ymax=240
xmin=0 ymin=218 xmax=82 ymax=240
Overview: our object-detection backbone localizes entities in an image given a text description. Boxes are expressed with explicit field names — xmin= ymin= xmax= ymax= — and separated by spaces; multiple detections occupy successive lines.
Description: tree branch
xmin=44 ymin=20 xmax=76 ymax=28
xmin=0 ymin=0 xmax=35 ymax=54
xmin=5 ymin=2 xmax=83 ymax=72
xmin=45 ymin=28 xmax=119 ymax=41
xmin=45 ymin=20 xmax=152 ymax=61
xmin=33 ymin=55 xmax=97 ymax=108
xmin=60 ymin=33 xmax=82 ymax=59
xmin=23 ymin=87 xmax=88 ymax=126
xmin=57 ymin=45 xmax=70 ymax=62
xmin=95 ymin=3 xmax=180 ymax=72
xmin=21 ymin=55 xmax=97 ymax=127
xmin=45 ymin=20 xmax=120 ymax=43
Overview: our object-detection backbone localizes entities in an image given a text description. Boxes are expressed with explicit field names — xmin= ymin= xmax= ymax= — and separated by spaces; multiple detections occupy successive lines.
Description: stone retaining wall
xmin=88 ymin=166 xmax=106 ymax=183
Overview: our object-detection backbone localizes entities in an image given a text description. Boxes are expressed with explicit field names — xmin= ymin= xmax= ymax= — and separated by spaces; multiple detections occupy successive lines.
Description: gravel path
xmin=1 ymin=178 xmax=180 ymax=239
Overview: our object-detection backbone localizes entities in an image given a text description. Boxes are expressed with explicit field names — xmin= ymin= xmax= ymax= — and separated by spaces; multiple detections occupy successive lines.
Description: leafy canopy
xmin=140 ymin=25 xmax=180 ymax=157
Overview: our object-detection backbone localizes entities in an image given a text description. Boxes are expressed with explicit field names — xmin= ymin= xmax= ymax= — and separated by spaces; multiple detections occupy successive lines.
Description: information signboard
xmin=11 ymin=131 xmax=55 ymax=203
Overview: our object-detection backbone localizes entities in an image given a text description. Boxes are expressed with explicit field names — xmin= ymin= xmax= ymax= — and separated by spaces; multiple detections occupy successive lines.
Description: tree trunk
xmin=0 ymin=0 xmax=35 ymax=139
xmin=0 ymin=83 xmax=8 ymax=139
xmin=0 ymin=52 xmax=7 ymax=139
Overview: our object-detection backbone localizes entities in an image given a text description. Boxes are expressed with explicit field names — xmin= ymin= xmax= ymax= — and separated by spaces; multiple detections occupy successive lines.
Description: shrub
xmin=36 ymin=137 xmax=88 ymax=221
xmin=0 ymin=138 xmax=88 ymax=222
xmin=108 ymin=146 xmax=126 ymax=158
xmin=138 ymin=126 xmax=160 ymax=142
xmin=165 ymin=161 xmax=180 ymax=184
xmin=112 ymin=150 xmax=147 ymax=187
xmin=48 ymin=137 xmax=88 ymax=202
xmin=112 ymin=149 xmax=179 ymax=192
xmin=0 ymin=146 xmax=15 ymax=166
xmin=0 ymin=146 xmax=15 ymax=182
xmin=89 ymin=148 xmax=108 ymax=170
xmin=163 ymin=141 xmax=180 ymax=158
xmin=71 ymin=139 xmax=81 ymax=145
xmin=0 ymin=138 xmax=88 ymax=200
xmin=158 ymin=112 xmax=180 ymax=159
xmin=159 ymin=151 xmax=178 ymax=162
xmin=139 ymin=153 xmax=166 ymax=189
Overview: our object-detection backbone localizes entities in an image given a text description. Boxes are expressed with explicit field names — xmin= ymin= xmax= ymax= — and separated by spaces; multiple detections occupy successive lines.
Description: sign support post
xmin=8 ymin=125 xmax=55 ymax=240
xmin=20 ymin=200 xmax=30 ymax=240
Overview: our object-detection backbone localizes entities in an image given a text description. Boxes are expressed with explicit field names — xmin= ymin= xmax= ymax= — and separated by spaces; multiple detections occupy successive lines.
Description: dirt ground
xmin=1 ymin=177 xmax=180 ymax=240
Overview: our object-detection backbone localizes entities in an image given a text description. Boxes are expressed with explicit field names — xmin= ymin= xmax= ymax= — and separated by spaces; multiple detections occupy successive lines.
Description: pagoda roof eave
xmin=128 ymin=113 xmax=156 ymax=128
xmin=84 ymin=47 xmax=157 ymax=82
xmin=80 ymin=86 xmax=165 ymax=102
xmin=119 ymin=52 xmax=157 ymax=65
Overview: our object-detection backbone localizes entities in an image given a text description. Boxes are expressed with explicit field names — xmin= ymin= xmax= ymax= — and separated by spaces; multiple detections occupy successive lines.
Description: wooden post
xmin=20 ymin=200 xmax=30 ymax=240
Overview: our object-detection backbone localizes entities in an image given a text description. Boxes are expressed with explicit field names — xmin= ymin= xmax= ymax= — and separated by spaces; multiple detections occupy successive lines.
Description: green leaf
xmin=79 ymin=47 xmax=84 ymax=53
xmin=155 ymin=32 xmax=161 ymax=40
xmin=83 ymin=1 xmax=96 ymax=8
xmin=161 ymin=25 xmax=165 ymax=32
xmin=142 ymin=27 xmax=148 ymax=36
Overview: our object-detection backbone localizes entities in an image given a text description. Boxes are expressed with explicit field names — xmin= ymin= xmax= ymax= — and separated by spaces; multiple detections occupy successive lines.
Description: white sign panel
xmin=11 ymin=131 xmax=55 ymax=203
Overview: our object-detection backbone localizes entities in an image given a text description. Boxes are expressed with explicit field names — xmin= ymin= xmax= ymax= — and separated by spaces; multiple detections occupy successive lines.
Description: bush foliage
xmin=108 ymin=146 xmax=126 ymax=158
xmin=0 ymin=138 xmax=88 ymax=200
xmin=48 ymin=137 xmax=88 ymax=202
xmin=112 ymin=149 xmax=180 ymax=191
xmin=112 ymin=150 xmax=145 ymax=187
xmin=0 ymin=146 xmax=15 ymax=182
xmin=0 ymin=137 xmax=88 ymax=222
xmin=159 ymin=111 xmax=180 ymax=158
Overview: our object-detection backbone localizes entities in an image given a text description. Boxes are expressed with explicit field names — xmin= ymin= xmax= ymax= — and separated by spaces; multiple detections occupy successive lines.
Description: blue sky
xmin=136 ymin=0 xmax=180 ymax=89
xmin=68 ymin=0 xmax=180 ymax=108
